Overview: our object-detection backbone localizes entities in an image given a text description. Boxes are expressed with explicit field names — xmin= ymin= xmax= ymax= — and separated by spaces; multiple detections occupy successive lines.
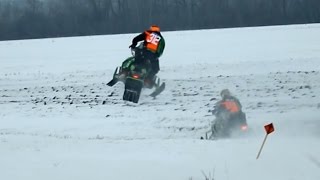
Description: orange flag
xmin=257 ymin=123 xmax=275 ymax=159
xmin=264 ymin=123 xmax=274 ymax=134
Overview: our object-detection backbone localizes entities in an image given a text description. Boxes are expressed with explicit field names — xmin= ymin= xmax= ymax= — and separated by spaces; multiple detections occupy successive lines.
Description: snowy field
xmin=1 ymin=24 xmax=320 ymax=180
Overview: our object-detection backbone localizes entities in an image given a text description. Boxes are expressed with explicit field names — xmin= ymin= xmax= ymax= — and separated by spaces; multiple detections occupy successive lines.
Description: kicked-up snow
xmin=0 ymin=24 xmax=320 ymax=180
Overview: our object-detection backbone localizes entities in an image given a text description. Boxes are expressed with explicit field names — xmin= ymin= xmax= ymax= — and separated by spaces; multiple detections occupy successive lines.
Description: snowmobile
xmin=204 ymin=107 xmax=248 ymax=140
xmin=107 ymin=47 xmax=165 ymax=103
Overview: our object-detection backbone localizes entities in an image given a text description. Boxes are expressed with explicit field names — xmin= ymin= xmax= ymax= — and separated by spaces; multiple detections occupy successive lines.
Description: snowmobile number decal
xmin=146 ymin=33 xmax=161 ymax=45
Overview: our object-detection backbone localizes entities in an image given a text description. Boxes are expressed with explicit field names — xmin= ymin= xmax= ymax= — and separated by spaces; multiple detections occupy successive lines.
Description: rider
xmin=126 ymin=25 xmax=165 ymax=85
xmin=212 ymin=89 xmax=246 ymax=121
xmin=209 ymin=89 xmax=247 ymax=139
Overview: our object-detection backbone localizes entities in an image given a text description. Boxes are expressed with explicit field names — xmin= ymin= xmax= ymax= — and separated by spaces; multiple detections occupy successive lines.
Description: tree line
xmin=0 ymin=0 xmax=319 ymax=41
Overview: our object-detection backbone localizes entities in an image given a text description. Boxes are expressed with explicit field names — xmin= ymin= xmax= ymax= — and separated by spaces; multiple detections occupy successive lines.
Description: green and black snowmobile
xmin=107 ymin=46 xmax=165 ymax=103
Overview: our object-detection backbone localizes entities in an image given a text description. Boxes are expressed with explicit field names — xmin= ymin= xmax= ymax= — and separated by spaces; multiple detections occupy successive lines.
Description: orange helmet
xmin=149 ymin=25 xmax=160 ymax=32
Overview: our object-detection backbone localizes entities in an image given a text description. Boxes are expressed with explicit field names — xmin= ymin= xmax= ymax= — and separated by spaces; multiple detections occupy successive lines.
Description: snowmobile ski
xmin=107 ymin=78 xmax=118 ymax=87
xmin=150 ymin=82 xmax=165 ymax=97
xmin=200 ymin=130 xmax=212 ymax=140
xmin=107 ymin=67 xmax=120 ymax=86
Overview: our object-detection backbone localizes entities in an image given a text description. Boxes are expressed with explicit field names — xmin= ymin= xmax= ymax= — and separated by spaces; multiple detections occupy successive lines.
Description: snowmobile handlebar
xmin=130 ymin=48 xmax=136 ymax=56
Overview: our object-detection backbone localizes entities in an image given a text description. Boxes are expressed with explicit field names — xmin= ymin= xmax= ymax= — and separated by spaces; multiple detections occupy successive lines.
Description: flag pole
xmin=256 ymin=134 xmax=268 ymax=159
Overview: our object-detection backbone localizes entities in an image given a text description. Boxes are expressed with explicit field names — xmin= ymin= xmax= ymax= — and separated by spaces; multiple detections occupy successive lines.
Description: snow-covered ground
xmin=1 ymin=24 xmax=320 ymax=180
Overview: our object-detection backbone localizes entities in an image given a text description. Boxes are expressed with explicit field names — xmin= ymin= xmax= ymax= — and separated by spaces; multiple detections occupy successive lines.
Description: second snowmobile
xmin=203 ymin=104 xmax=248 ymax=140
